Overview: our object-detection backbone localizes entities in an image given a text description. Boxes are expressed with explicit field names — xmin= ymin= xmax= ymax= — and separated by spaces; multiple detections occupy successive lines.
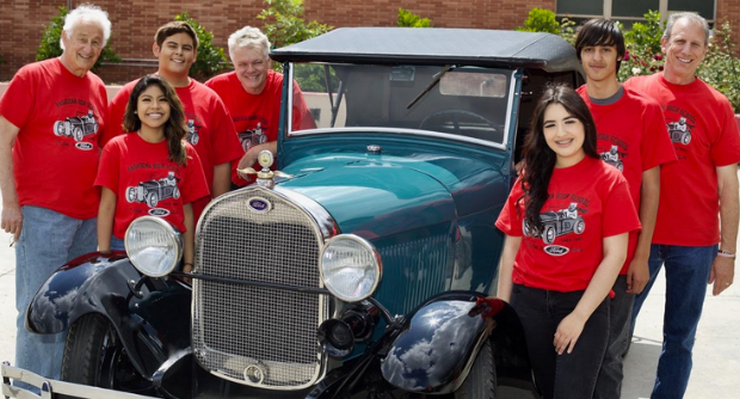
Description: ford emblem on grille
xmin=244 ymin=364 xmax=266 ymax=384
xmin=248 ymin=197 xmax=272 ymax=213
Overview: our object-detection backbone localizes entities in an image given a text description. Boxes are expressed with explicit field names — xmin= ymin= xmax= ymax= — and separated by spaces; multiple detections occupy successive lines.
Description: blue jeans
xmin=594 ymin=274 xmax=635 ymax=399
xmin=15 ymin=206 xmax=97 ymax=383
xmin=631 ymin=244 xmax=716 ymax=399
xmin=111 ymin=236 xmax=125 ymax=252
xmin=511 ymin=284 xmax=609 ymax=399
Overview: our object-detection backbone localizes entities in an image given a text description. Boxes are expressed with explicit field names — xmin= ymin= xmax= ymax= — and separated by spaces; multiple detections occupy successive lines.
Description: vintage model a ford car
xmin=2 ymin=28 xmax=583 ymax=399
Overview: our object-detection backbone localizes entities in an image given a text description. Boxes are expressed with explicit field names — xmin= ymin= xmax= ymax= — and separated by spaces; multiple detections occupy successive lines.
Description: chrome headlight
xmin=320 ymin=234 xmax=382 ymax=302
xmin=124 ymin=216 xmax=182 ymax=277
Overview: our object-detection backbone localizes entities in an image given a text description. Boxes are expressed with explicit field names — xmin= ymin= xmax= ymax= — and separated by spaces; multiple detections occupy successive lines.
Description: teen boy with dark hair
xmin=574 ymin=19 xmax=676 ymax=398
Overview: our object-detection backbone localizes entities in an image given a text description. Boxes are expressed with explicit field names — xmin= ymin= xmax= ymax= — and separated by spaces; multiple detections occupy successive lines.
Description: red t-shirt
xmin=95 ymin=133 xmax=210 ymax=239
xmin=496 ymin=156 xmax=641 ymax=292
xmin=578 ymin=85 xmax=676 ymax=273
xmin=0 ymin=58 xmax=108 ymax=219
xmin=103 ymin=78 xmax=244 ymax=220
xmin=205 ymin=70 xmax=316 ymax=186
xmin=625 ymin=73 xmax=740 ymax=246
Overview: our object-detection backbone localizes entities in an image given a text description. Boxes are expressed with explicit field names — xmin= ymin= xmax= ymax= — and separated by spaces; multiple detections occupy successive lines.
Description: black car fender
xmin=379 ymin=291 xmax=531 ymax=394
xmin=25 ymin=252 xmax=192 ymax=380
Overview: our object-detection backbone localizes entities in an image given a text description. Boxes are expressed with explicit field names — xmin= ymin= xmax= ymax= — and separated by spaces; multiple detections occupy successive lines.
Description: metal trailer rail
xmin=1 ymin=362 xmax=158 ymax=399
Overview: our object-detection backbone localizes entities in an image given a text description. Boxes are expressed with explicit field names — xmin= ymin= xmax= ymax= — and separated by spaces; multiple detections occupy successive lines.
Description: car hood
xmin=277 ymin=152 xmax=506 ymax=238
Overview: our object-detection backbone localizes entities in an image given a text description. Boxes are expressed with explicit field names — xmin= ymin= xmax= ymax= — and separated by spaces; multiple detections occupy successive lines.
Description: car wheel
xmin=126 ymin=187 xmax=137 ymax=203
xmin=574 ymin=218 xmax=585 ymax=235
xmin=173 ymin=187 xmax=181 ymax=200
xmin=616 ymin=161 xmax=623 ymax=172
xmin=73 ymin=127 xmax=83 ymax=142
xmin=61 ymin=314 xmax=153 ymax=393
xmin=53 ymin=121 xmax=65 ymax=136
xmin=543 ymin=225 xmax=555 ymax=245
xmin=190 ymin=133 xmax=199 ymax=146
xmin=682 ymin=132 xmax=691 ymax=145
xmin=522 ymin=220 xmax=531 ymax=237
xmin=453 ymin=339 xmax=496 ymax=399
xmin=147 ymin=192 xmax=159 ymax=208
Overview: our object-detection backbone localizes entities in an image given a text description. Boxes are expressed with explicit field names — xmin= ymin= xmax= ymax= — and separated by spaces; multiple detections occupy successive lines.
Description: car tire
xmin=73 ymin=127 xmax=83 ymax=142
xmin=190 ymin=133 xmax=199 ymax=146
xmin=682 ymin=132 xmax=691 ymax=145
xmin=173 ymin=187 xmax=181 ymax=200
xmin=574 ymin=218 xmax=585 ymax=235
xmin=147 ymin=192 xmax=159 ymax=208
xmin=61 ymin=314 xmax=152 ymax=393
xmin=453 ymin=339 xmax=496 ymax=399
xmin=53 ymin=121 xmax=65 ymax=136
xmin=522 ymin=220 xmax=531 ymax=237
xmin=543 ymin=225 xmax=555 ymax=245
xmin=126 ymin=187 xmax=137 ymax=203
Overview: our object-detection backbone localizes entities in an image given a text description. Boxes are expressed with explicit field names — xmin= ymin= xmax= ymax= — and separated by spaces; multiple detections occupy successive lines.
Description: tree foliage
xmin=397 ymin=8 xmax=432 ymax=28
xmin=517 ymin=8 xmax=560 ymax=34
xmin=174 ymin=12 xmax=229 ymax=80
xmin=257 ymin=0 xmax=332 ymax=50
xmin=36 ymin=6 xmax=119 ymax=71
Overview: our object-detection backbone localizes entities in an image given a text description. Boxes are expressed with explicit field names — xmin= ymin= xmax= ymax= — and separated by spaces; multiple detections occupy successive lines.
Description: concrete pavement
xmin=0 ymin=196 xmax=739 ymax=398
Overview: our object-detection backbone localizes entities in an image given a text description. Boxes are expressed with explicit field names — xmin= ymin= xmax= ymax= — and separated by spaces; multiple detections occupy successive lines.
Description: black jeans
xmin=511 ymin=284 xmax=610 ymax=399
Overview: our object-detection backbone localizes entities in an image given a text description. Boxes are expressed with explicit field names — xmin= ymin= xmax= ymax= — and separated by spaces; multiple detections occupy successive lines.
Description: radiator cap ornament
xmin=236 ymin=150 xmax=293 ymax=189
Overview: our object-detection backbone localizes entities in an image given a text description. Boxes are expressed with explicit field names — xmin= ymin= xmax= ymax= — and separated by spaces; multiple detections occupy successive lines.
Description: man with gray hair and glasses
xmin=626 ymin=12 xmax=740 ymax=398
xmin=0 ymin=3 xmax=111 ymax=382
xmin=206 ymin=26 xmax=315 ymax=189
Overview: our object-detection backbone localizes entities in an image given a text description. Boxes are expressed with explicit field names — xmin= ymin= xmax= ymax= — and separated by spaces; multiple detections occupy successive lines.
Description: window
xmin=557 ymin=0 xmax=715 ymax=22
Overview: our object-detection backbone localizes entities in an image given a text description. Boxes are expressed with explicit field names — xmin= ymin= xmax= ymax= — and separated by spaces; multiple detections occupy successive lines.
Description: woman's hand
xmin=553 ymin=311 xmax=587 ymax=355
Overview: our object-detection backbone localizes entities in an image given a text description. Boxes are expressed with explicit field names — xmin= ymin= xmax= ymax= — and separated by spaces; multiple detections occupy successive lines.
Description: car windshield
xmin=289 ymin=63 xmax=514 ymax=146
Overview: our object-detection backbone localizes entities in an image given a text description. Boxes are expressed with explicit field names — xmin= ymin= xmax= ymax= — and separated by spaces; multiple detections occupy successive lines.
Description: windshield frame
xmin=286 ymin=62 xmax=518 ymax=151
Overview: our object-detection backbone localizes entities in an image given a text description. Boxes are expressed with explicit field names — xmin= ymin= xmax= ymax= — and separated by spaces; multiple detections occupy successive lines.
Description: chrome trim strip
xmin=2 ymin=363 xmax=158 ymax=399
xmin=287 ymin=127 xmax=507 ymax=150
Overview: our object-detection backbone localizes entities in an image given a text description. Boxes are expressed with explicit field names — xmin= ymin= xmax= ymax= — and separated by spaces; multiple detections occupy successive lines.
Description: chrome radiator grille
xmin=193 ymin=188 xmax=328 ymax=390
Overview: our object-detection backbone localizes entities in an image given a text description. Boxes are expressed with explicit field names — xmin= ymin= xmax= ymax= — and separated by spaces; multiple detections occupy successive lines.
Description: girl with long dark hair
xmin=495 ymin=83 xmax=641 ymax=398
xmin=95 ymin=75 xmax=209 ymax=272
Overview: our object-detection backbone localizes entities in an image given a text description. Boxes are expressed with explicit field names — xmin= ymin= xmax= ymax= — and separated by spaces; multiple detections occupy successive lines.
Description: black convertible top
xmin=270 ymin=27 xmax=580 ymax=72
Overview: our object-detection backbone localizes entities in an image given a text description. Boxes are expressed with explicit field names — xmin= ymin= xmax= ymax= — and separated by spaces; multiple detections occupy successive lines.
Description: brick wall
xmin=0 ymin=0 xmax=555 ymax=83
xmin=2 ymin=0 xmax=738 ymax=84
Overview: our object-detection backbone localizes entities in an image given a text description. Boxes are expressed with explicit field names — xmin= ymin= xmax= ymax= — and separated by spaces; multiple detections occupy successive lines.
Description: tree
xmin=257 ymin=0 xmax=332 ymax=50
xmin=397 ymin=8 xmax=432 ymax=28
xmin=36 ymin=6 xmax=119 ymax=71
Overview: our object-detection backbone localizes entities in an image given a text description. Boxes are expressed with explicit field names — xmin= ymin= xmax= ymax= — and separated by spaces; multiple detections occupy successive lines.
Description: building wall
xmin=1 ymin=0 xmax=739 ymax=84
xmin=0 ymin=0 xmax=554 ymax=83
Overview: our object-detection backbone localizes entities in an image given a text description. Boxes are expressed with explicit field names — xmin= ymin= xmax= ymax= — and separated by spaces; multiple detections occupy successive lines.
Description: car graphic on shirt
xmin=600 ymin=145 xmax=624 ymax=172
xmin=238 ymin=123 xmax=267 ymax=152
xmin=667 ymin=117 xmax=692 ymax=145
xmin=186 ymin=119 xmax=200 ymax=145
xmin=53 ymin=111 xmax=99 ymax=142
xmin=126 ymin=171 xmax=180 ymax=208
xmin=523 ymin=202 xmax=585 ymax=245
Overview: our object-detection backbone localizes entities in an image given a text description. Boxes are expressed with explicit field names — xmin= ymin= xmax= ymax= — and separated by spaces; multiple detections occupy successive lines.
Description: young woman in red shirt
xmin=95 ymin=75 xmax=209 ymax=272
xmin=495 ymin=84 xmax=641 ymax=398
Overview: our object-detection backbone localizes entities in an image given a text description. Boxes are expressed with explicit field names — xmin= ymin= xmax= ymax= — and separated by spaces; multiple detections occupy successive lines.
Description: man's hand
xmin=708 ymin=255 xmax=734 ymax=296
xmin=626 ymin=257 xmax=650 ymax=294
xmin=1 ymin=200 xmax=22 ymax=241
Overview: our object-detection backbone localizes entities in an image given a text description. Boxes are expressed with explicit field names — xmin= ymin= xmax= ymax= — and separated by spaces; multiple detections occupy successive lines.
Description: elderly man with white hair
xmin=205 ymin=26 xmax=315 ymax=188
xmin=0 ymin=3 xmax=111 ymax=381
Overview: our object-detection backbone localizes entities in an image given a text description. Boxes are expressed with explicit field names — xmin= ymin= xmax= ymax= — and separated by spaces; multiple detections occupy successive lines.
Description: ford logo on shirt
xmin=544 ymin=245 xmax=569 ymax=257
xmin=148 ymin=208 xmax=171 ymax=217
xmin=75 ymin=142 xmax=94 ymax=151
xmin=248 ymin=197 xmax=272 ymax=213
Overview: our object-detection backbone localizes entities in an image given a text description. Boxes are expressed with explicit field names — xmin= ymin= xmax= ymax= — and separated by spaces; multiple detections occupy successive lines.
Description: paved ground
xmin=0 ymin=191 xmax=739 ymax=398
